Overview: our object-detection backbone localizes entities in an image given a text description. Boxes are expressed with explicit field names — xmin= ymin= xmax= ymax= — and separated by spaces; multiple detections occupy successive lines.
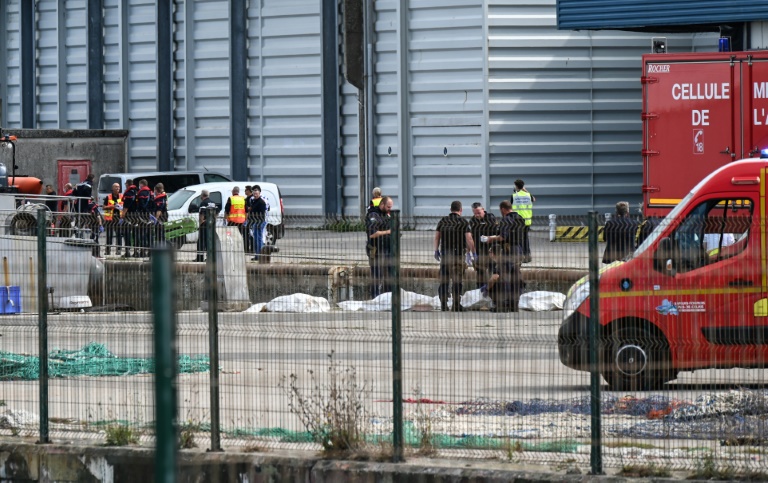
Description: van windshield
xmin=634 ymin=190 xmax=695 ymax=256
xmin=98 ymin=176 xmax=121 ymax=192
xmin=168 ymin=189 xmax=196 ymax=210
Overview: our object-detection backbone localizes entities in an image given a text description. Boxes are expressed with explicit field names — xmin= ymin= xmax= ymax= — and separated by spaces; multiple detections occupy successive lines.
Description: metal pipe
xmin=206 ymin=208 xmax=221 ymax=451
xmin=588 ymin=211 xmax=603 ymax=475
xmin=390 ymin=209 xmax=403 ymax=462
xmin=152 ymin=244 xmax=178 ymax=482
xmin=37 ymin=208 xmax=49 ymax=444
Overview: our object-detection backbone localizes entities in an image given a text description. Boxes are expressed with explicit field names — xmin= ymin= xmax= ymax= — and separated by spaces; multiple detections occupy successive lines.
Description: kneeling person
xmin=485 ymin=244 xmax=522 ymax=312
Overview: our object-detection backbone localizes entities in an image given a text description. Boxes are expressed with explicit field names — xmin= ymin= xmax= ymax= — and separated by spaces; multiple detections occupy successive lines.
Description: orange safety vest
xmin=103 ymin=193 xmax=123 ymax=221
xmin=227 ymin=195 xmax=246 ymax=224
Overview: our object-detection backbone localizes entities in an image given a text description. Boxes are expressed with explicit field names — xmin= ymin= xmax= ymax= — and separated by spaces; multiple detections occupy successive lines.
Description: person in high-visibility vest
xmin=225 ymin=186 xmax=247 ymax=242
xmin=511 ymin=179 xmax=535 ymax=263
xmin=102 ymin=182 xmax=124 ymax=256
xmin=368 ymin=187 xmax=383 ymax=211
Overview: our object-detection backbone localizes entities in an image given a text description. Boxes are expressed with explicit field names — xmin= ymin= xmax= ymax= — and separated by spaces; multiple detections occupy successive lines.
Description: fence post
xmin=206 ymin=207 xmax=221 ymax=452
xmin=390 ymin=209 xmax=403 ymax=462
xmin=153 ymin=245 xmax=177 ymax=483
xmin=37 ymin=208 xmax=49 ymax=444
xmin=587 ymin=211 xmax=603 ymax=474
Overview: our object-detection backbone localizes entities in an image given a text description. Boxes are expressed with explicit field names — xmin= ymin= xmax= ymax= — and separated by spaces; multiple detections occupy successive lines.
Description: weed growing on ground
xmin=179 ymin=421 xmax=199 ymax=449
xmin=619 ymin=464 xmax=671 ymax=478
xmin=278 ymin=350 xmax=371 ymax=456
xmin=104 ymin=424 xmax=139 ymax=446
xmin=411 ymin=386 xmax=436 ymax=456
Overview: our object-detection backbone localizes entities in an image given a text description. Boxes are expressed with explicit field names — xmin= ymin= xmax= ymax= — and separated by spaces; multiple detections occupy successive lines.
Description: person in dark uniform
xmin=602 ymin=201 xmax=638 ymax=264
xmin=121 ymin=179 xmax=138 ymax=257
xmin=85 ymin=195 xmax=104 ymax=257
xmin=248 ymin=185 xmax=268 ymax=261
xmin=481 ymin=200 xmax=525 ymax=312
xmin=366 ymin=195 xmax=394 ymax=298
xmin=152 ymin=183 xmax=168 ymax=246
xmin=434 ymin=200 xmax=476 ymax=312
xmin=44 ymin=184 xmax=58 ymax=212
xmin=469 ymin=202 xmax=498 ymax=289
xmin=135 ymin=179 xmax=154 ymax=257
xmin=196 ymin=190 xmax=219 ymax=262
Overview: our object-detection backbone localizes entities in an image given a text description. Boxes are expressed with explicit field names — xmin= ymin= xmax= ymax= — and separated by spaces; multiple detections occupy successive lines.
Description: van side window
xmin=209 ymin=191 xmax=223 ymax=210
xmin=204 ymin=174 xmax=229 ymax=183
xmin=655 ymin=198 xmax=753 ymax=275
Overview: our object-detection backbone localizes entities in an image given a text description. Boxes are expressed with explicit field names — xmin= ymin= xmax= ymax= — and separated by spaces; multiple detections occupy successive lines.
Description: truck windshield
xmin=167 ymin=189 xmax=196 ymax=210
xmin=634 ymin=190 xmax=695 ymax=256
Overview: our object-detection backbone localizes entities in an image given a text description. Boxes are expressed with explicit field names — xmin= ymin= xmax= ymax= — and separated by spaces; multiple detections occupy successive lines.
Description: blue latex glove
xmin=480 ymin=284 xmax=488 ymax=297
xmin=118 ymin=218 xmax=124 ymax=226
xmin=434 ymin=250 xmax=441 ymax=262
xmin=465 ymin=252 xmax=473 ymax=266
xmin=99 ymin=225 xmax=104 ymax=233
xmin=149 ymin=214 xmax=158 ymax=224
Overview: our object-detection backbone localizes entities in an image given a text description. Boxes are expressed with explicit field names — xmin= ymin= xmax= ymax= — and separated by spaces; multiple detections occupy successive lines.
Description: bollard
xmin=548 ymin=214 xmax=557 ymax=242
xmin=37 ymin=208 xmax=49 ymax=444
xmin=588 ymin=211 xmax=603 ymax=475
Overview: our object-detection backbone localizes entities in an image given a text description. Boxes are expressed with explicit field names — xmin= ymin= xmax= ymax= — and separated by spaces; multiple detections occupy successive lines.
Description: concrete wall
xmin=94 ymin=261 xmax=585 ymax=311
xmin=0 ymin=130 xmax=128 ymax=193
xmin=0 ymin=441 xmax=590 ymax=482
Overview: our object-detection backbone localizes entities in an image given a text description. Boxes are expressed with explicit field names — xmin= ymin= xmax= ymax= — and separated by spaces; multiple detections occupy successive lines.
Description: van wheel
xmin=265 ymin=225 xmax=276 ymax=246
xmin=602 ymin=325 xmax=673 ymax=391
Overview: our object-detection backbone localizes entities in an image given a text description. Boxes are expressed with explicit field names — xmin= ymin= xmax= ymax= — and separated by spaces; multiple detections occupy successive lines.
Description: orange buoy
xmin=8 ymin=177 xmax=43 ymax=195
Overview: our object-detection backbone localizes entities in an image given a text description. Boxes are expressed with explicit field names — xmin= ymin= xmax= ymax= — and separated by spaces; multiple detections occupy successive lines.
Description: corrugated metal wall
xmin=174 ymin=0 xmax=231 ymax=173
xmin=488 ymin=0 xmax=717 ymax=216
xmin=557 ymin=0 xmax=768 ymax=30
xmin=247 ymin=0 xmax=323 ymax=212
xmin=0 ymin=0 xmax=723 ymax=215
xmin=1 ymin=0 xmax=20 ymax=128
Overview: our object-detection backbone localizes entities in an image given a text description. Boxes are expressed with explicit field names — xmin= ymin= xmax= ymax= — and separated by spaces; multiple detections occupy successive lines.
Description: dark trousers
xmin=438 ymin=253 xmax=465 ymax=310
xmin=196 ymin=227 xmax=209 ymax=260
xmin=523 ymin=225 xmax=531 ymax=257
xmin=474 ymin=252 xmax=492 ymax=288
xmin=369 ymin=254 xmax=393 ymax=299
xmin=492 ymin=250 xmax=524 ymax=311
xmin=105 ymin=220 xmax=123 ymax=251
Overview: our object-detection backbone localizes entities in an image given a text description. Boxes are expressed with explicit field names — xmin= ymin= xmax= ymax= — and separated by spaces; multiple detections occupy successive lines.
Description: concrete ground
xmin=100 ymin=227 xmax=595 ymax=270
xmin=1 ymin=310 xmax=765 ymax=471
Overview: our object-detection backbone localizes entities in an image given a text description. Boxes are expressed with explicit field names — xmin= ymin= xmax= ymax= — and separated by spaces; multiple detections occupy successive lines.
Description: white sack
xmin=337 ymin=289 xmax=441 ymax=312
xmin=518 ymin=291 xmax=566 ymax=311
xmin=244 ymin=303 xmax=267 ymax=313
xmin=460 ymin=288 xmax=493 ymax=310
xmin=266 ymin=293 xmax=331 ymax=313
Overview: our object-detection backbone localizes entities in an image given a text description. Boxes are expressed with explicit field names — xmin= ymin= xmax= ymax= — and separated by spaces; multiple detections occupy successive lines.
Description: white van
xmin=166 ymin=181 xmax=284 ymax=248
xmin=97 ymin=171 xmax=231 ymax=204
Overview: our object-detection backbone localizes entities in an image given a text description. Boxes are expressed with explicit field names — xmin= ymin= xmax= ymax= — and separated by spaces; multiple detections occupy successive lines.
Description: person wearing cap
xmin=511 ymin=179 xmax=535 ymax=263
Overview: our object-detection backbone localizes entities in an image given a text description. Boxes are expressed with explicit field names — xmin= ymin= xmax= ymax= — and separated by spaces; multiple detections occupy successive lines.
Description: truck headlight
xmin=563 ymin=281 xmax=589 ymax=321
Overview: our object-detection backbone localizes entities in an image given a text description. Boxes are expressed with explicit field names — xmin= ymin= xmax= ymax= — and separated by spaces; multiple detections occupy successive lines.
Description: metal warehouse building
xmin=2 ymin=0 xmax=748 ymax=217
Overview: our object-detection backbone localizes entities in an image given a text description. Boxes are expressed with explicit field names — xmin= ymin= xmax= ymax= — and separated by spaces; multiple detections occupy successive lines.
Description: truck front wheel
xmin=602 ymin=325 xmax=673 ymax=391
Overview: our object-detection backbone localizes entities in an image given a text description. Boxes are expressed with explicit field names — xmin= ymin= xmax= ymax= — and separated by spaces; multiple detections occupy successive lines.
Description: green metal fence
xmin=0 ymin=206 xmax=766 ymax=478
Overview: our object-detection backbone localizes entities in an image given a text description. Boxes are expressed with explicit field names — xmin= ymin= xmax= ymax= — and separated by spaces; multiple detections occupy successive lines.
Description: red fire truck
xmin=642 ymin=51 xmax=768 ymax=216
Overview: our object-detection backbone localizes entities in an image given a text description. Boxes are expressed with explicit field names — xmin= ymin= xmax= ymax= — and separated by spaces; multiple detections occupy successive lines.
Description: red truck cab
xmin=559 ymin=158 xmax=768 ymax=390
